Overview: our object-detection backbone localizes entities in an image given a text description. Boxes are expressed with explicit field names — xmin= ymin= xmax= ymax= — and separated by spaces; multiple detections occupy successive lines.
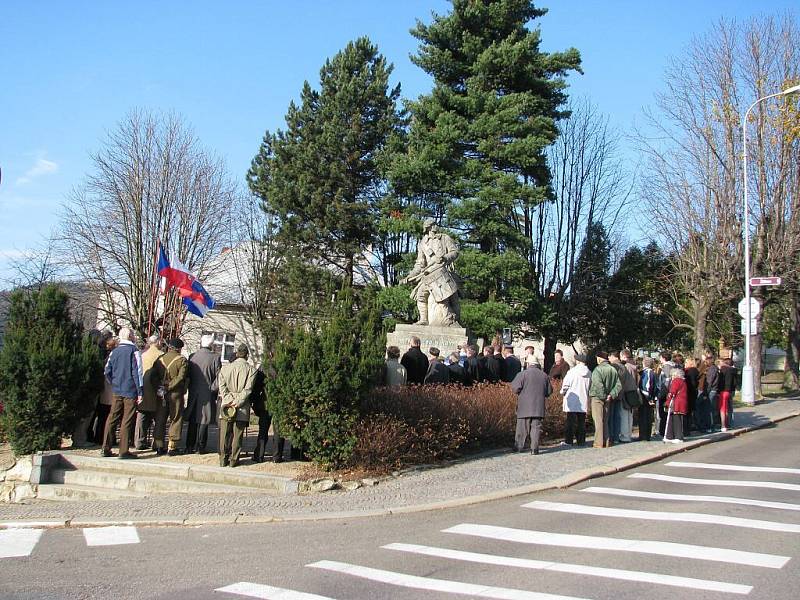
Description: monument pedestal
xmin=387 ymin=323 xmax=473 ymax=357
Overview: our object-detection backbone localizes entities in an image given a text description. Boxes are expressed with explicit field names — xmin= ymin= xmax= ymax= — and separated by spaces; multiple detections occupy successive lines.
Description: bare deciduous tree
xmin=639 ymin=15 xmax=800 ymax=381
xmin=519 ymin=98 xmax=631 ymax=364
xmin=58 ymin=110 xmax=235 ymax=338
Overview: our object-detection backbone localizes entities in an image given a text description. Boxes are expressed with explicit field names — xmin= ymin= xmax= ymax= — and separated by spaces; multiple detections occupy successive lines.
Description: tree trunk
xmin=786 ymin=291 xmax=800 ymax=390
xmin=692 ymin=298 xmax=709 ymax=359
xmin=543 ymin=336 xmax=556 ymax=374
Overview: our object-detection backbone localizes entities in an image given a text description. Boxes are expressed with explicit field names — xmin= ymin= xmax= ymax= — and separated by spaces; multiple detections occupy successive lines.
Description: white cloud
xmin=15 ymin=158 xmax=59 ymax=185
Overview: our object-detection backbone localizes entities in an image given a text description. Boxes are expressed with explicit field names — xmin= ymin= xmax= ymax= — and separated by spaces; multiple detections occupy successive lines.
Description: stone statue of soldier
xmin=401 ymin=218 xmax=461 ymax=327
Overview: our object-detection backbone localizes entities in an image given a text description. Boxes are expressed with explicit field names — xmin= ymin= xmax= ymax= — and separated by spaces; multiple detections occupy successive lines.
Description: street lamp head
xmin=781 ymin=84 xmax=800 ymax=95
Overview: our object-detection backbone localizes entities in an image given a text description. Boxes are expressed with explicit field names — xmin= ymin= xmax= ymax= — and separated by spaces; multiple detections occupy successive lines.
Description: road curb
xmin=3 ymin=409 xmax=798 ymax=529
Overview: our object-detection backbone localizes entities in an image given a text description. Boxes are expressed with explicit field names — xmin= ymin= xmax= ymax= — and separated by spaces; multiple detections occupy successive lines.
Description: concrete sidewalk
xmin=1 ymin=396 xmax=798 ymax=528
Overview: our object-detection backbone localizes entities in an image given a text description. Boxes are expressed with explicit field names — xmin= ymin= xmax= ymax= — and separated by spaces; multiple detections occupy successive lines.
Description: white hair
xmin=118 ymin=327 xmax=134 ymax=342
xmin=200 ymin=334 xmax=214 ymax=348
xmin=147 ymin=335 xmax=159 ymax=345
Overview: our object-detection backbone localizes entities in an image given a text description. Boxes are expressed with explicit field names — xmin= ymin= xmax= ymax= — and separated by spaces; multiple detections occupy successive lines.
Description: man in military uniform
xmin=218 ymin=343 xmax=255 ymax=467
xmin=402 ymin=218 xmax=461 ymax=326
xmin=153 ymin=338 xmax=189 ymax=456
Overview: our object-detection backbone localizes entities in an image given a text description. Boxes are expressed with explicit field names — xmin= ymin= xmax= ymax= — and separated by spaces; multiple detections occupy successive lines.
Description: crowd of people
xmin=388 ymin=337 xmax=739 ymax=453
xmin=83 ymin=328 xmax=739 ymax=467
xmin=79 ymin=328 xmax=283 ymax=468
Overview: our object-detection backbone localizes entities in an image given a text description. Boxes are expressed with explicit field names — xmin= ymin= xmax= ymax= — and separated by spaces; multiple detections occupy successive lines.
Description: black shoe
xmin=272 ymin=455 xmax=283 ymax=464
xmin=220 ymin=459 xmax=230 ymax=467
xmin=532 ymin=448 xmax=540 ymax=455
xmin=119 ymin=453 xmax=137 ymax=460
xmin=102 ymin=449 xmax=115 ymax=458
xmin=230 ymin=461 xmax=238 ymax=468
xmin=155 ymin=448 xmax=167 ymax=456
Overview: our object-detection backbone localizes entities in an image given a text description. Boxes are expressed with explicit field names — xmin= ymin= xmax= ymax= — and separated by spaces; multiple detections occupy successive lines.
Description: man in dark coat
xmin=401 ymin=336 xmax=428 ymax=384
xmin=486 ymin=345 xmax=505 ymax=382
xmin=510 ymin=361 xmax=552 ymax=454
xmin=424 ymin=347 xmax=450 ymax=384
xmin=502 ymin=346 xmax=522 ymax=382
xmin=183 ymin=334 xmax=221 ymax=454
xmin=447 ymin=352 xmax=466 ymax=385
xmin=464 ymin=344 xmax=480 ymax=386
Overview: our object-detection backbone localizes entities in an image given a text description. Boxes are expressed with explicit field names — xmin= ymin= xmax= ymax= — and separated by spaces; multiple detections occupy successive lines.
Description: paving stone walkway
xmin=1 ymin=397 xmax=797 ymax=524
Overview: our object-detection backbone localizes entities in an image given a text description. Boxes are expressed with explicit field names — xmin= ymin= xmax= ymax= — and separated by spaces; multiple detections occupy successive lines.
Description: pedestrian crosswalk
xmin=0 ymin=528 xmax=43 ymax=559
xmin=212 ymin=457 xmax=798 ymax=599
xmin=521 ymin=499 xmax=800 ymax=532
xmin=0 ymin=525 xmax=141 ymax=557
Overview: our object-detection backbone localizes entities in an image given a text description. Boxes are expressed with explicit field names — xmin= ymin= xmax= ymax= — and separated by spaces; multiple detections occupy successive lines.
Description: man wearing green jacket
xmin=218 ymin=343 xmax=255 ymax=467
xmin=589 ymin=351 xmax=622 ymax=448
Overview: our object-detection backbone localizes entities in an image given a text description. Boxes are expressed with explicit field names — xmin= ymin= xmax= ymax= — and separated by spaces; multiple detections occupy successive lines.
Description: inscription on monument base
xmin=386 ymin=323 xmax=472 ymax=357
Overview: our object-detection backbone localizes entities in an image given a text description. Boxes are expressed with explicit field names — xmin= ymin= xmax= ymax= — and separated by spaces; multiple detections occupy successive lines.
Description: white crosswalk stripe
xmin=383 ymin=542 xmax=752 ymax=594
xmin=582 ymin=486 xmax=800 ymax=511
xmin=522 ymin=500 xmax=800 ymax=533
xmin=666 ymin=461 xmax=800 ymax=475
xmin=0 ymin=528 xmax=43 ymax=558
xmin=307 ymin=560 xmax=592 ymax=600
xmin=216 ymin=582 xmax=335 ymax=599
xmin=630 ymin=472 xmax=800 ymax=491
xmin=82 ymin=525 xmax=140 ymax=547
xmin=443 ymin=523 xmax=790 ymax=568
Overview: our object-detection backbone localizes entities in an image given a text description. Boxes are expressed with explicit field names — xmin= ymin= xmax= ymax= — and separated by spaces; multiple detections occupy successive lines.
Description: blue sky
xmin=1 ymin=0 xmax=796 ymax=283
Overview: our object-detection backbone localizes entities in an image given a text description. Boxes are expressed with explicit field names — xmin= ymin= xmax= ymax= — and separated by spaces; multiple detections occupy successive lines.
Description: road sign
xmin=737 ymin=297 xmax=761 ymax=319
xmin=741 ymin=319 xmax=760 ymax=336
xmin=750 ymin=276 xmax=782 ymax=287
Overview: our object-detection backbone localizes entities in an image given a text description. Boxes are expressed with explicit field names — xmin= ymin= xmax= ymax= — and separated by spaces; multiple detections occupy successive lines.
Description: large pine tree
xmin=248 ymin=37 xmax=403 ymax=287
xmin=400 ymin=0 xmax=581 ymax=335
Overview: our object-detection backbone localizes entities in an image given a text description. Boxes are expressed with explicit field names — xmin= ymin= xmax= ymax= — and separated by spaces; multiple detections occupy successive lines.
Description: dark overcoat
xmin=424 ymin=359 xmax=450 ymax=384
xmin=401 ymin=347 xmax=429 ymax=384
xmin=184 ymin=347 xmax=221 ymax=425
xmin=510 ymin=366 xmax=552 ymax=418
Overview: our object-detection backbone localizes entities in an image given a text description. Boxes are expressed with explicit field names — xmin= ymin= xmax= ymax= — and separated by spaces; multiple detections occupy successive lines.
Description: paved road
xmin=1 ymin=417 xmax=799 ymax=600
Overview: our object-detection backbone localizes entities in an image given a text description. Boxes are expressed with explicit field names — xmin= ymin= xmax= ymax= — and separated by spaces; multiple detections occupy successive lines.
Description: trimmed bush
xmin=0 ymin=285 xmax=105 ymax=455
xmin=350 ymin=382 xmax=566 ymax=472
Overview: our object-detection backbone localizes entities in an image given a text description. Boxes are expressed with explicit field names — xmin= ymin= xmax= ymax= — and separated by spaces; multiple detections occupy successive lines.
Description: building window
xmin=204 ymin=331 xmax=236 ymax=363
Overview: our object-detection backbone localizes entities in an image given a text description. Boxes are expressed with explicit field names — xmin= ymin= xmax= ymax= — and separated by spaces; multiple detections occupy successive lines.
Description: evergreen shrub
xmin=265 ymin=286 xmax=386 ymax=469
xmin=0 ymin=285 xmax=105 ymax=455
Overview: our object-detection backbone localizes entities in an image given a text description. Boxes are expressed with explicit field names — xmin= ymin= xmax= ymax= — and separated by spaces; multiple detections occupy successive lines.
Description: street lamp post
xmin=741 ymin=83 xmax=800 ymax=406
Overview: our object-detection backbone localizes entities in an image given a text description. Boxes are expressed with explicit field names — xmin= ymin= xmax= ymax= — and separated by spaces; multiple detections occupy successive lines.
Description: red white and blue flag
xmin=157 ymin=246 xmax=216 ymax=317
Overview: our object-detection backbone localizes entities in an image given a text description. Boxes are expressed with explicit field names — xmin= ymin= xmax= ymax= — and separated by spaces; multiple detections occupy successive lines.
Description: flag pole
xmin=146 ymin=239 xmax=162 ymax=338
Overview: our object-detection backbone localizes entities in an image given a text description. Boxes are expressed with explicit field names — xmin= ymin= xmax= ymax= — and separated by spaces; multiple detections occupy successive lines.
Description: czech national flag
xmin=157 ymin=245 xmax=216 ymax=317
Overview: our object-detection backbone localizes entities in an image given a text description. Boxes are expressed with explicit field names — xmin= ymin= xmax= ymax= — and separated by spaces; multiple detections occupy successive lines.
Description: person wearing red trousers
xmin=718 ymin=358 xmax=738 ymax=432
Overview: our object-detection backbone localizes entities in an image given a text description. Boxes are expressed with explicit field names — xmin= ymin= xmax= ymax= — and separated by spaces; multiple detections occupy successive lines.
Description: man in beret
xmin=218 ymin=343 xmax=255 ymax=467
xmin=153 ymin=338 xmax=189 ymax=456
xmin=510 ymin=355 xmax=552 ymax=454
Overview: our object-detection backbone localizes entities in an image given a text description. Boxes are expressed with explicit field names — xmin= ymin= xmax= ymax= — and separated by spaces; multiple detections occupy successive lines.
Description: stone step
xmin=54 ymin=453 xmax=298 ymax=494
xmin=37 ymin=483 xmax=148 ymax=502
xmin=50 ymin=468 xmax=273 ymax=495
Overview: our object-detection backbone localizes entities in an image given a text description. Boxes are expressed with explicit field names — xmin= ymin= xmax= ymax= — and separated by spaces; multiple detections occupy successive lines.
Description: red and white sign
xmin=750 ymin=276 xmax=782 ymax=286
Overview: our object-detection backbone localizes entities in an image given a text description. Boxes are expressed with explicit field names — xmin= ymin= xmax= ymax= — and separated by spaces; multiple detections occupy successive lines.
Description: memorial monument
xmin=386 ymin=218 xmax=472 ymax=355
